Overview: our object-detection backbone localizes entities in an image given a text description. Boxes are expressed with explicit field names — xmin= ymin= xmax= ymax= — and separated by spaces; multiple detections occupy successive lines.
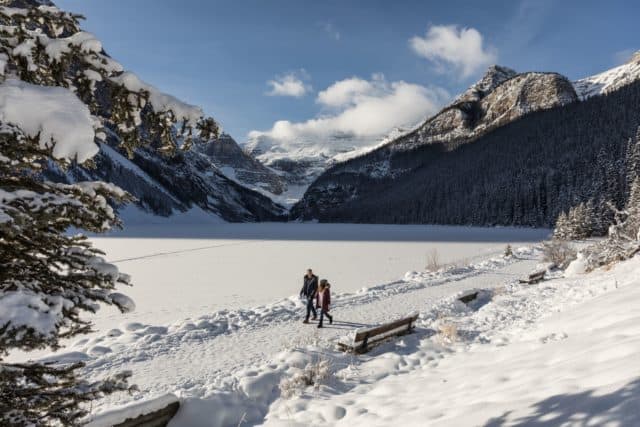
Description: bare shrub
xmin=452 ymin=257 xmax=470 ymax=269
xmin=279 ymin=359 xmax=331 ymax=399
xmin=425 ymin=248 xmax=441 ymax=271
xmin=504 ymin=244 xmax=513 ymax=257
xmin=542 ymin=239 xmax=577 ymax=269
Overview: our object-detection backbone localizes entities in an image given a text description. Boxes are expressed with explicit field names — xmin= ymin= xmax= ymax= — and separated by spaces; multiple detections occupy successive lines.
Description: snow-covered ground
xmin=81 ymin=244 xmax=640 ymax=427
xmin=262 ymin=255 xmax=640 ymax=426
xmin=16 ymin=223 xmax=640 ymax=427
xmin=85 ymin=223 xmax=548 ymax=332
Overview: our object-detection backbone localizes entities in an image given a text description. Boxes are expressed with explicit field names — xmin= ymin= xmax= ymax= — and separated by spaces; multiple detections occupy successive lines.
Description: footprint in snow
xmin=539 ymin=332 xmax=568 ymax=343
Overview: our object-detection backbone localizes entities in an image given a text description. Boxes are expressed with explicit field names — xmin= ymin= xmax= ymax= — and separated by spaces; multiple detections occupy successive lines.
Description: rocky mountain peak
xmin=477 ymin=65 xmax=518 ymax=91
xmin=454 ymin=64 xmax=518 ymax=104
xmin=194 ymin=133 xmax=286 ymax=196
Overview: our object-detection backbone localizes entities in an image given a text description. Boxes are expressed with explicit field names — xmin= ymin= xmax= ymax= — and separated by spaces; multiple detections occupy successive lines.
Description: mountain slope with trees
xmin=292 ymin=76 xmax=640 ymax=227
xmin=0 ymin=0 xmax=286 ymax=222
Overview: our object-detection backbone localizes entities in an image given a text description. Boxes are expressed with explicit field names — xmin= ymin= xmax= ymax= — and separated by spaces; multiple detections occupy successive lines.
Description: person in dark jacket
xmin=316 ymin=279 xmax=333 ymax=328
xmin=300 ymin=269 xmax=318 ymax=323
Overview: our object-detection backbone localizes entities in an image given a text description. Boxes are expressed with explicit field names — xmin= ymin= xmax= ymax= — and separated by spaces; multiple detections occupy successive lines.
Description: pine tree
xmin=584 ymin=179 xmax=640 ymax=270
xmin=554 ymin=202 xmax=598 ymax=240
xmin=0 ymin=125 xmax=137 ymax=426
xmin=553 ymin=211 xmax=570 ymax=240
xmin=626 ymin=127 xmax=640 ymax=193
xmin=0 ymin=2 xmax=219 ymax=425
xmin=625 ymin=178 xmax=640 ymax=240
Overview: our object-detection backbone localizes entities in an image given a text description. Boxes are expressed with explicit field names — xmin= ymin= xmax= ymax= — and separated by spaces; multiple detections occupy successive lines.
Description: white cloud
xmin=266 ymin=70 xmax=312 ymax=97
xmin=321 ymin=22 xmax=341 ymax=41
xmin=249 ymin=74 xmax=449 ymax=147
xmin=410 ymin=25 xmax=497 ymax=79
xmin=316 ymin=73 xmax=384 ymax=108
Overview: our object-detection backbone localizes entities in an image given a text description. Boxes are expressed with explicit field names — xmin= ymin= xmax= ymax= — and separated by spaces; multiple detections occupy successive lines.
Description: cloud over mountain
xmin=251 ymin=73 xmax=449 ymax=145
xmin=410 ymin=24 xmax=497 ymax=79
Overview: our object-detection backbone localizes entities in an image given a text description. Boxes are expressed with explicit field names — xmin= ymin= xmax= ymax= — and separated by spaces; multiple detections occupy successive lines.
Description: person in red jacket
xmin=316 ymin=279 xmax=333 ymax=328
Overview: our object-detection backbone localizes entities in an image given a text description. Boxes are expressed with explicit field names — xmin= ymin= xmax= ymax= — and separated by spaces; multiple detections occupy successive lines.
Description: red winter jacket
xmin=316 ymin=287 xmax=331 ymax=311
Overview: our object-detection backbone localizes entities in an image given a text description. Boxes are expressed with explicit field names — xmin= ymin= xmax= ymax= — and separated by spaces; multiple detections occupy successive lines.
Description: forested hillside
xmin=293 ymin=80 xmax=640 ymax=226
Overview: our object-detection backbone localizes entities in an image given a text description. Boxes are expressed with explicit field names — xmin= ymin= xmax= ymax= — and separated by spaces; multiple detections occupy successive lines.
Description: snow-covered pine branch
xmin=0 ymin=362 xmax=135 ymax=426
xmin=0 ymin=1 xmax=219 ymax=156
xmin=0 ymin=119 xmax=137 ymax=426
xmin=0 ymin=1 xmax=222 ymax=424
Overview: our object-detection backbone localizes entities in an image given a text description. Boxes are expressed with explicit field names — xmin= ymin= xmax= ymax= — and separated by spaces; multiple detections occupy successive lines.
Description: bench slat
xmin=354 ymin=314 xmax=419 ymax=342
xmin=519 ymin=270 xmax=545 ymax=284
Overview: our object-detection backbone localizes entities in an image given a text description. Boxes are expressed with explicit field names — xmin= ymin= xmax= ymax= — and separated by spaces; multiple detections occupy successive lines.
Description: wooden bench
xmin=337 ymin=314 xmax=419 ymax=354
xmin=86 ymin=394 xmax=180 ymax=427
xmin=519 ymin=270 xmax=546 ymax=284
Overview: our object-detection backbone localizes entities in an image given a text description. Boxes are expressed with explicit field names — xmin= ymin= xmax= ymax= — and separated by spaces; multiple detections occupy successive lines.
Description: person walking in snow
xmin=300 ymin=268 xmax=318 ymax=323
xmin=316 ymin=279 xmax=333 ymax=328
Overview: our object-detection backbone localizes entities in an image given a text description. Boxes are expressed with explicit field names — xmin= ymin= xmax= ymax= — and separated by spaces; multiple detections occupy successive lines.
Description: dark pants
xmin=305 ymin=298 xmax=317 ymax=320
xmin=318 ymin=308 xmax=333 ymax=326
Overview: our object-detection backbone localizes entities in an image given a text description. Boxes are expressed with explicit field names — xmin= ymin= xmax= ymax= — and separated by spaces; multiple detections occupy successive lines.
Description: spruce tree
xmin=0 ymin=2 xmax=219 ymax=425
xmin=553 ymin=202 xmax=598 ymax=240
xmin=625 ymin=178 xmax=640 ymax=240
xmin=584 ymin=178 xmax=640 ymax=269
xmin=626 ymin=127 xmax=640 ymax=193
xmin=553 ymin=211 xmax=570 ymax=240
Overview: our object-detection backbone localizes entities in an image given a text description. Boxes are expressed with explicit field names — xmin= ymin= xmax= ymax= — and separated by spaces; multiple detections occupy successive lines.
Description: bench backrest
xmin=354 ymin=314 xmax=419 ymax=343
xmin=529 ymin=271 xmax=545 ymax=280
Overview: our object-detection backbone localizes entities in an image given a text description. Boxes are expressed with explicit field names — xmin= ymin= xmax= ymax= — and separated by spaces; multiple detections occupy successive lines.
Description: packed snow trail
xmin=83 ymin=223 xmax=548 ymax=335
xmin=67 ymin=248 xmax=539 ymax=413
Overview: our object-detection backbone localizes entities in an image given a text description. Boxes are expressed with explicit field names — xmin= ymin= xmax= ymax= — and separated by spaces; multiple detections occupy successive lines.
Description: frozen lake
xmin=89 ymin=223 xmax=549 ymax=331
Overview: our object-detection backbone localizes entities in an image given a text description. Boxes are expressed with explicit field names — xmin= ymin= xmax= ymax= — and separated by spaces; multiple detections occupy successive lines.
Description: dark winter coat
xmin=300 ymin=274 xmax=318 ymax=299
xmin=316 ymin=287 xmax=331 ymax=311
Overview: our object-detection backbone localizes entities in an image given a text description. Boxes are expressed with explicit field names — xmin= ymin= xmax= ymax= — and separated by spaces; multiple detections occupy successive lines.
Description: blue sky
xmin=56 ymin=0 xmax=639 ymax=142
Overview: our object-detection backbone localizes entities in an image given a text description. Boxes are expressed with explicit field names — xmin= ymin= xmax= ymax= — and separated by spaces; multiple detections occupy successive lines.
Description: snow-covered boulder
xmin=565 ymin=252 xmax=588 ymax=277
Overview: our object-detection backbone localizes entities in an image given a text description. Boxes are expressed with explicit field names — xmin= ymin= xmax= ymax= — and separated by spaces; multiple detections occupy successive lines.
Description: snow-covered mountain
xmin=246 ymin=64 xmax=578 ymax=205
xmin=292 ymin=65 xmax=577 ymax=189
xmin=244 ymin=123 xmax=420 ymax=204
xmin=47 ymin=136 xmax=288 ymax=222
xmin=452 ymin=64 xmax=517 ymax=104
xmin=60 ymin=131 xmax=288 ymax=222
xmin=0 ymin=0 xmax=287 ymax=222
xmin=389 ymin=69 xmax=577 ymax=152
xmin=192 ymin=133 xmax=286 ymax=196
xmin=574 ymin=50 xmax=640 ymax=99
xmin=291 ymin=59 xmax=640 ymax=224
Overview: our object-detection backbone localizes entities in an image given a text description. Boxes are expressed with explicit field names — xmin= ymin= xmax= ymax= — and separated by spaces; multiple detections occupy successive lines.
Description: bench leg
xmin=359 ymin=335 xmax=369 ymax=354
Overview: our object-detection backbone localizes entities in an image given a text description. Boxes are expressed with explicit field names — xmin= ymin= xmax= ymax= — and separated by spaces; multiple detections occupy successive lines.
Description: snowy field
xmin=259 ymin=255 xmax=640 ymax=427
xmin=15 ymin=219 xmax=639 ymax=427
xmin=85 ymin=223 xmax=549 ymax=332
xmin=77 ymin=242 xmax=640 ymax=427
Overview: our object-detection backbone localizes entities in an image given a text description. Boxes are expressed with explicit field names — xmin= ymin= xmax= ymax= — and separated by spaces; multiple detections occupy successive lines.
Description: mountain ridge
xmin=0 ymin=0 xmax=287 ymax=222
xmin=291 ymin=58 xmax=640 ymax=225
